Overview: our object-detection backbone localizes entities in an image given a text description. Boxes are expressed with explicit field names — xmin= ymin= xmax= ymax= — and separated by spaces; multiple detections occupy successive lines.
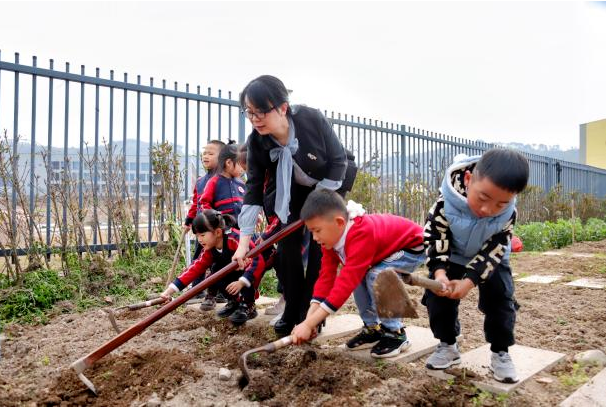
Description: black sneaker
xmin=370 ymin=326 xmax=410 ymax=358
xmin=199 ymin=294 xmax=217 ymax=312
xmin=345 ymin=324 xmax=383 ymax=350
xmin=216 ymin=300 xmax=240 ymax=318
xmin=229 ymin=302 xmax=258 ymax=326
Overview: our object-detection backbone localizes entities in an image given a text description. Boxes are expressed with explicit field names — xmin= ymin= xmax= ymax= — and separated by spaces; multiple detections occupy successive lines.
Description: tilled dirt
xmin=0 ymin=240 xmax=606 ymax=406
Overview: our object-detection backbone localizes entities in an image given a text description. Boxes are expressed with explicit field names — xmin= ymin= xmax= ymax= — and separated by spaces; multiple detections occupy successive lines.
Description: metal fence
xmin=0 ymin=51 xmax=606 ymax=257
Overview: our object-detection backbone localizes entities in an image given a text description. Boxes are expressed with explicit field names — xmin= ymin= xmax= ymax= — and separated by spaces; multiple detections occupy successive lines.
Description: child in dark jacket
xmin=183 ymin=139 xmax=226 ymax=301
xmin=199 ymin=143 xmax=245 ymax=222
xmin=161 ymin=210 xmax=266 ymax=325
xmin=421 ymin=149 xmax=529 ymax=383
xmin=292 ymin=189 xmax=426 ymax=358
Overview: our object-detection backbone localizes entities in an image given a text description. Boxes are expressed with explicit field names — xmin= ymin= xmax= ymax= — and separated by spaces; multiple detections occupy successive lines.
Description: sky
xmin=0 ymin=0 xmax=606 ymax=150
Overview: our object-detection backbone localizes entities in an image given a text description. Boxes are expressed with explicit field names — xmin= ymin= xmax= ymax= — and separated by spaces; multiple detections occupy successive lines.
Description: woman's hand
xmin=232 ymin=236 xmax=253 ymax=270
xmin=226 ymin=280 xmax=245 ymax=296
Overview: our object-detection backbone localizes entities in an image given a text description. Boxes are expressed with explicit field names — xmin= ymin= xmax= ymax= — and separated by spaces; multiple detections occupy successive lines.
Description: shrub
xmin=515 ymin=218 xmax=605 ymax=252
xmin=0 ymin=269 xmax=76 ymax=323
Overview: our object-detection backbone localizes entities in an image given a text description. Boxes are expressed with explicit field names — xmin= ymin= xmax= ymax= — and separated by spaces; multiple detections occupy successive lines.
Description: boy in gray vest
xmin=422 ymin=148 xmax=529 ymax=383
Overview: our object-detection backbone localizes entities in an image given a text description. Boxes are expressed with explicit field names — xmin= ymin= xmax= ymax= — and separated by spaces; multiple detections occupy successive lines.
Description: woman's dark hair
xmin=239 ymin=75 xmax=291 ymax=115
xmin=192 ymin=209 xmax=236 ymax=234
xmin=473 ymin=148 xmax=530 ymax=193
xmin=237 ymin=143 xmax=248 ymax=168
xmin=216 ymin=141 xmax=238 ymax=173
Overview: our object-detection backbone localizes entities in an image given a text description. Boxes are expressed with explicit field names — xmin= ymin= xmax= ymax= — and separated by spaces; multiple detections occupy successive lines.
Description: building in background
xmin=579 ymin=119 xmax=606 ymax=169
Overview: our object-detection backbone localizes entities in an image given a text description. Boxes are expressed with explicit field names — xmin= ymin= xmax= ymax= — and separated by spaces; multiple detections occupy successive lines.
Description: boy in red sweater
xmin=292 ymin=189 xmax=426 ymax=358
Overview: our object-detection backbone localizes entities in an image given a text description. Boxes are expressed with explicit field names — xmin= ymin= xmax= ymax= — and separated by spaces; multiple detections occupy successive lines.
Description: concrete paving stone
xmin=429 ymin=344 xmax=566 ymax=394
xmin=255 ymin=296 xmax=279 ymax=307
xmin=570 ymin=253 xmax=595 ymax=258
xmin=559 ymin=368 xmax=606 ymax=407
xmin=516 ymin=275 xmax=562 ymax=284
xmin=342 ymin=326 xmax=440 ymax=364
xmin=542 ymin=251 xmax=564 ymax=256
xmin=564 ymin=278 xmax=605 ymax=290
xmin=313 ymin=314 xmax=364 ymax=343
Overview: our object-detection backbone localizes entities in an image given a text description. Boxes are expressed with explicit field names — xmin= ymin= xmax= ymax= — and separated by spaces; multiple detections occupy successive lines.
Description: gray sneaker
xmin=425 ymin=342 xmax=461 ymax=370
xmin=490 ymin=351 xmax=519 ymax=383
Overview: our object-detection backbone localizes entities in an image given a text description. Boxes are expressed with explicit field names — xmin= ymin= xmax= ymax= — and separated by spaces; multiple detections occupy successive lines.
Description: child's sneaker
xmin=425 ymin=342 xmax=461 ymax=369
xmin=345 ymin=324 xmax=383 ymax=350
xmin=199 ymin=294 xmax=217 ymax=311
xmin=426 ymin=342 xmax=461 ymax=369
xmin=229 ymin=302 xmax=258 ymax=326
xmin=216 ymin=300 xmax=240 ymax=318
xmin=490 ymin=351 xmax=519 ymax=383
xmin=370 ymin=327 xmax=410 ymax=358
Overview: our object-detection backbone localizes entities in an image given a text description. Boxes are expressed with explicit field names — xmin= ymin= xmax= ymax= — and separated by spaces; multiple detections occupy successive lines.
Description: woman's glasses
xmin=243 ymin=106 xmax=276 ymax=120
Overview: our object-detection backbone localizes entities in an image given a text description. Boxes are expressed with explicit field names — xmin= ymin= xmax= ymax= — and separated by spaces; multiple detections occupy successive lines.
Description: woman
xmin=232 ymin=75 xmax=349 ymax=337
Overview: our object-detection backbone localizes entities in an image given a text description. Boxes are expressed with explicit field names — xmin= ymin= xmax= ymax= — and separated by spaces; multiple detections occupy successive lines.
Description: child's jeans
xmin=353 ymin=250 xmax=426 ymax=331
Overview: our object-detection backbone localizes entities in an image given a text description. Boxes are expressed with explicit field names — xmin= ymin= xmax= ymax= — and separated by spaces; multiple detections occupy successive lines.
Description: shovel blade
xmin=373 ymin=269 xmax=419 ymax=319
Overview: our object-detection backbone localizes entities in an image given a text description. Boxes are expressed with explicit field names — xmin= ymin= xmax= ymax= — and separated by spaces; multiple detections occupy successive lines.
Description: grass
xmin=258 ymin=269 xmax=280 ymax=297
xmin=0 ymin=247 xmax=175 ymax=324
xmin=558 ymin=363 xmax=589 ymax=388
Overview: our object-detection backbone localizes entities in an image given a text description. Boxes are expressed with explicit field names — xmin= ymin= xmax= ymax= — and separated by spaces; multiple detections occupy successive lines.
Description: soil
xmin=0 ymin=240 xmax=606 ymax=406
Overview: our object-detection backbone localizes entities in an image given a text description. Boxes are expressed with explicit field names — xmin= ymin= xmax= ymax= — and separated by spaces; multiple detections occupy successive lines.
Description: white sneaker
xmin=268 ymin=311 xmax=283 ymax=326
xmin=490 ymin=351 xmax=519 ymax=383
xmin=264 ymin=295 xmax=285 ymax=315
xmin=425 ymin=342 xmax=461 ymax=370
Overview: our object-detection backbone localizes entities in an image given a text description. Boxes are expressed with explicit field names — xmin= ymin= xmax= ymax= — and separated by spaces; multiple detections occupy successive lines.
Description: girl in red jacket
xmin=292 ymin=189 xmax=426 ymax=358
xmin=161 ymin=210 xmax=265 ymax=325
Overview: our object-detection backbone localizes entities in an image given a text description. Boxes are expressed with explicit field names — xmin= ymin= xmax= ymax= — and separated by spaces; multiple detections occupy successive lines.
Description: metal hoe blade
xmin=373 ymin=269 xmax=419 ymax=319
xmin=71 ymin=358 xmax=97 ymax=395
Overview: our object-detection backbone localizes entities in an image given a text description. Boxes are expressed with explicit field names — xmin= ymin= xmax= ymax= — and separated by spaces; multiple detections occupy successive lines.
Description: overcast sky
xmin=0 ymin=0 xmax=606 ymax=150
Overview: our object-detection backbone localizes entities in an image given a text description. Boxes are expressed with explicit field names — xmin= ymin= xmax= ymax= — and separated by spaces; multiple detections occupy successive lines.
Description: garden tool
xmin=70 ymin=219 xmax=305 ymax=395
xmin=103 ymin=297 xmax=172 ymax=334
xmin=373 ymin=268 xmax=446 ymax=318
xmin=238 ymin=335 xmax=293 ymax=389
xmin=165 ymin=227 xmax=189 ymax=286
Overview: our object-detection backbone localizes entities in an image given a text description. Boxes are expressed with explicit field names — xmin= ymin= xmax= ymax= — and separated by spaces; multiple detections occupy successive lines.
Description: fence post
xmin=400 ymin=125 xmax=407 ymax=217
xmin=238 ymin=109 xmax=246 ymax=144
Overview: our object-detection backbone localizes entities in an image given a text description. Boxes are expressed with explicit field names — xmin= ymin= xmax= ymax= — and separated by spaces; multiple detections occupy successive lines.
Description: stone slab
xmin=559 ymin=368 xmax=606 ymax=407
xmin=428 ymin=344 xmax=566 ymax=394
xmin=342 ymin=326 xmax=440 ymax=363
xmin=565 ymin=278 xmax=606 ymax=289
xmin=312 ymin=314 xmax=364 ymax=343
xmin=542 ymin=251 xmax=564 ymax=256
xmin=571 ymin=253 xmax=595 ymax=258
xmin=516 ymin=275 xmax=562 ymax=284
xmin=255 ymin=296 xmax=279 ymax=307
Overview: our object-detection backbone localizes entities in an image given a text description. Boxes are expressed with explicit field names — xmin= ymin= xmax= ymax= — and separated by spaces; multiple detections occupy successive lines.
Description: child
xmin=184 ymin=140 xmax=226 ymax=255
xmin=421 ymin=148 xmax=529 ymax=383
xmin=199 ymin=143 xmax=246 ymax=222
xmin=184 ymin=140 xmax=226 ymax=301
xmin=161 ymin=210 xmax=266 ymax=325
xmin=291 ymin=189 xmax=426 ymax=358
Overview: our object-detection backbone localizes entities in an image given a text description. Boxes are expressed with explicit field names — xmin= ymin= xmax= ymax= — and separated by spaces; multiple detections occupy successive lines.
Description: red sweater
xmin=312 ymin=214 xmax=424 ymax=313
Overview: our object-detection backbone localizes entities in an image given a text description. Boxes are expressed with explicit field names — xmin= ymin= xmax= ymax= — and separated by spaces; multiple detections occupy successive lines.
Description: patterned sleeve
xmin=423 ymin=195 xmax=453 ymax=274
xmin=463 ymin=210 xmax=516 ymax=285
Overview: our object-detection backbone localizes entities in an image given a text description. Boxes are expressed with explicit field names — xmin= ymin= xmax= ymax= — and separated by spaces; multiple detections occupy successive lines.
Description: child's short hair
xmin=207 ymin=140 xmax=226 ymax=149
xmin=301 ymin=189 xmax=349 ymax=221
xmin=216 ymin=141 xmax=238 ymax=173
xmin=192 ymin=209 xmax=235 ymax=234
xmin=474 ymin=148 xmax=529 ymax=193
